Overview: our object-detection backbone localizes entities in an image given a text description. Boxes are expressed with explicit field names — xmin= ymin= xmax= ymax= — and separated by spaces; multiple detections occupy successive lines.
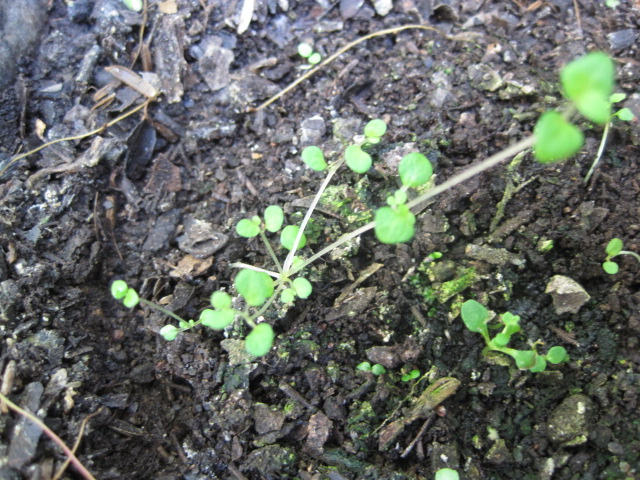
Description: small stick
xmin=0 ymin=393 xmax=97 ymax=480
xmin=52 ymin=408 xmax=103 ymax=480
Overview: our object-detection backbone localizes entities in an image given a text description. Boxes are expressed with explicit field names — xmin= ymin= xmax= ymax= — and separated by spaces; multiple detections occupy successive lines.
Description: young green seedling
xmin=435 ymin=468 xmax=460 ymax=480
xmin=460 ymin=300 xmax=569 ymax=372
xmin=297 ymin=42 xmax=322 ymax=67
xmin=111 ymin=53 xmax=624 ymax=359
xmin=602 ymin=238 xmax=640 ymax=274
xmin=357 ymin=361 xmax=387 ymax=375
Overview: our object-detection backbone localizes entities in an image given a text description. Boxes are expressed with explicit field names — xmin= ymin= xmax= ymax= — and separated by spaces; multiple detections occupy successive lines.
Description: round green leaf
xmin=345 ymin=145 xmax=372 ymax=174
xmin=159 ymin=325 xmax=180 ymax=341
xmin=561 ymin=52 xmax=614 ymax=125
xmin=363 ymin=119 xmax=387 ymax=139
xmin=435 ymin=468 xmax=460 ymax=480
xmin=610 ymin=93 xmax=627 ymax=103
xmin=371 ymin=364 xmax=386 ymax=375
xmin=602 ymin=261 xmax=619 ymax=274
xmin=460 ymin=300 xmax=489 ymax=333
xmin=292 ymin=277 xmax=312 ymax=299
xmin=356 ymin=361 xmax=372 ymax=372
xmin=211 ymin=291 xmax=232 ymax=309
xmin=546 ymin=346 xmax=569 ymax=364
xmin=513 ymin=350 xmax=536 ymax=370
xmin=280 ymin=225 xmax=307 ymax=250
xmin=493 ymin=332 xmax=510 ymax=348
xmin=308 ymin=52 xmax=322 ymax=65
xmin=245 ymin=323 xmax=275 ymax=357
xmin=605 ymin=238 xmax=623 ymax=256
xmin=374 ymin=204 xmax=415 ymax=244
xmin=200 ymin=308 xmax=235 ymax=330
xmin=533 ymin=111 xmax=584 ymax=163
xmin=529 ymin=355 xmax=547 ymax=373
xmin=123 ymin=289 xmax=140 ymax=308
xmin=615 ymin=107 xmax=634 ymax=121
xmin=235 ymin=269 xmax=275 ymax=307
xmin=264 ymin=205 xmax=284 ymax=232
xmin=398 ymin=152 xmax=433 ymax=187
xmin=122 ymin=0 xmax=143 ymax=11
xmin=111 ymin=280 xmax=128 ymax=300
xmin=297 ymin=42 xmax=313 ymax=58
xmin=236 ymin=218 xmax=260 ymax=238
xmin=281 ymin=288 xmax=295 ymax=303
xmin=301 ymin=145 xmax=327 ymax=171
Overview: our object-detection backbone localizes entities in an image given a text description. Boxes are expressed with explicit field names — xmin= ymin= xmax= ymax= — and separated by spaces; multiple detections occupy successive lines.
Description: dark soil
xmin=1 ymin=0 xmax=639 ymax=479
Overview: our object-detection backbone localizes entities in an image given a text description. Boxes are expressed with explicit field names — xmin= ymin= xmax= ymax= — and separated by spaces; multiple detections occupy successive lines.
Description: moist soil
xmin=0 ymin=1 xmax=639 ymax=479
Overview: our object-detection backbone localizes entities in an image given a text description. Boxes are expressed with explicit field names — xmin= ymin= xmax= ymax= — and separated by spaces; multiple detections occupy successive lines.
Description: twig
xmin=0 ymin=393 xmax=97 ymax=480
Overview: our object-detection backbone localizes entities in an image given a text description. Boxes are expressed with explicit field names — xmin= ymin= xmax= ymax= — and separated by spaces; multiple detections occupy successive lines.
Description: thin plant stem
xmin=259 ymin=230 xmax=282 ymax=273
xmin=619 ymin=250 xmax=640 ymax=263
xmin=282 ymin=157 xmax=346 ymax=272
xmin=229 ymin=262 xmax=280 ymax=278
xmin=139 ymin=298 xmax=187 ymax=324
xmin=0 ymin=393 xmax=97 ymax=480
xmin=584 ymin=120 xmax=610 ymax=183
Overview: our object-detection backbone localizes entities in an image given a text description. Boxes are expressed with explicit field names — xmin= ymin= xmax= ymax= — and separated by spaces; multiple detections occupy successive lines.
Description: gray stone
xmin=545 ymin=275 xmax=590 ymax=315
xmin=546 ymin=394 xmax=594 ymax=446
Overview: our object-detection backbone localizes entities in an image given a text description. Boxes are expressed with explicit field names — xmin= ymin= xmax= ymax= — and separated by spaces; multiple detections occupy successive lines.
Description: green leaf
xmin=356 ymin=361 xmax=372 ymax=372
xmin=111 ymin=280 xmax=129 ymax=300
xmin=513 ymin=350 xmax=536 ymax=370
xmin=292 ymin=277 xmax=313 ymax=299
xmin=281 ymin=288 xmax=295 ymax=303
xmin=123 ymin=289 xmax=140 ymax=308
xmin=533 ymin=111 xmax=584 ymax=163
xmin=236 ymin=218 xmax=260 ymax=238
xmin=602 ymin=261 xmax=619 ymax=274
xmin=610 ymin=93 xmax=627 ymax=103
xmin=159 ymin=325 xmax=180 ymax=341
xmin=460 ymin=300 xmax=489 ymax=334
xmin=301 ymin=145 xmax=327 ymax=171
xmin=200 ymin=308 xmax=235 ymax=330
xmin=546 ymin=346 xmax=569 ymax=364
xmin=344 ymin=145 xmax=372 ymax=174
xmin=606 ymin=238 xmax=623 ymax=256
xmin=280 ymin=225 xmax=307 ymax=250
xmin=398 ymin=152 xmax=433 ymax=187
xmin=561 ymin=52 xmax=614 ymax=124
xmin=308 ymin=52 xmax=322 ymax=65
xmin=297 ymin=43 xmax=313 ymax=58
xmin=371 ymin=364 xmax=386 ymax=375
xmin=615 ymin=107 xmax=634 ymax=121
xmin=264 ymin=205 xmax=284 ymax=232
xmin=374 ymin=204 xmax=416 ymax=244
xmin=245 ymin=323 xmax=275 ymax=357
xmin=435 ymin=468 xmax=460 ymax=480
xmin=529 ymin=355 xmax=547 ymax=373
xmin=211 ymin=291 xmax=232 ymax=309
xmin=363 ymin=119 xmax=387 ymax=139
xmin=493 ymin=332 xmax=510 ymax=348
xmin=235 ymin=269 xmax=275 ymax=307
xmin=122 ymin=0 xmax=143 ymax=11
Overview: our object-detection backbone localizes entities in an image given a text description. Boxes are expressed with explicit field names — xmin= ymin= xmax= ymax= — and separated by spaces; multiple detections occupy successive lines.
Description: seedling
xmin=357 ymin=362 xmax=387 ymax=375
xmin=401 ymin=369 xmax=421 ymax=382
xmin=297 ymin=42 xmax=322 ymax=67
xmin=460 ymin=300 xmax=569 ymax=372
xmin=602 ymin=238 xmax=640 ymax=274
xmin=111 ymin=53 xmax=623 ymax=359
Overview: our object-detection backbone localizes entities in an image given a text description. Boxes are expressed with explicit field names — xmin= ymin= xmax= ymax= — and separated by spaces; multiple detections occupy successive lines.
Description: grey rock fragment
xmin=545 ymin=275 xmax=590 ymax=315
xmin=299 ymin=115 xmax=326 ymax=146
xmin=253 ymin=403 xmax=285 ymax=435
xmin=143 ymin=209 xmax=182 ymax=252
xmin=177 ymin=217 xmax=228 ymax=259
xmin=340 ymin=0 xmax=365 ymax=18
xmin=8 ymin=383 xmax=44 ymax=469
xmin=546 ymin=394 xmax=594 ymax=446
xmin=372 ymin=0 xmax=393 ymax=16
xmin=607 ymin=29 xmax=636 ymax=52
xmin=198 ymin=38 xmax=235 ymax=92
xmin=465 ymin=244 xmax=525 ymax=266
xmin=305 ymin=411 xmax=332 ymax=455
xmin=366 ymin=346 xmax=400 ymax=369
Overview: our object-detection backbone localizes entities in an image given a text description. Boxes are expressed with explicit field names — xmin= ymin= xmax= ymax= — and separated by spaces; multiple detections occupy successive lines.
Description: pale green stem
xmin=228 ymin=262 xmax=280 ymax=278
xmin=259 ymin=230 xmax=282 ymax=273
xmin=584 ymin=120 xmax=610 ymax=183
xmin=282 ymin=157 xmax=347 ymax=272
xmin=139 ymin=298 xmax=187 ymax=324
xmin=618 ymin=250 xmax=640 ymax=263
